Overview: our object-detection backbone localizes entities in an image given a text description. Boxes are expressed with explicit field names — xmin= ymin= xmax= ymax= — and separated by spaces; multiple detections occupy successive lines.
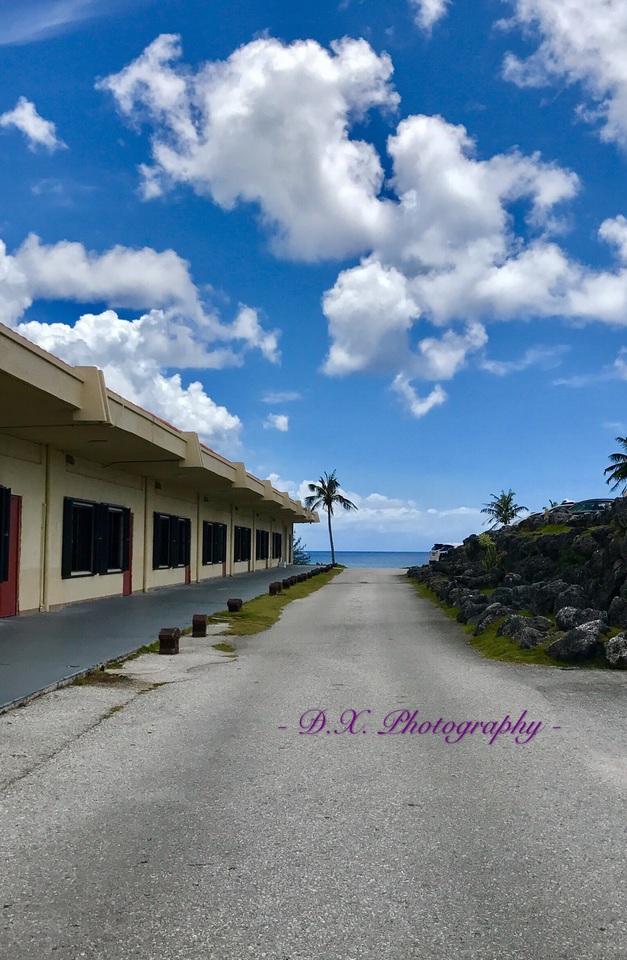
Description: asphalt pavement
xmin=0 ymin=567 xmax=625 ymax=959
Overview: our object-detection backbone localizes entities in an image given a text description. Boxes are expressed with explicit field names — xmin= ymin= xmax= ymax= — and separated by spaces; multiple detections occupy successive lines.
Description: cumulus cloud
xmin=0 ymin=97 xmax=65 ymax=151
xmin=391 ymin=375 xmax=447 ymax=418
xmin=228 ymin=305 xmax=280 ymax=363
xmin=100 ymin=34 xmax=627 ymax=421
xmin=502 ymin=0 xmax=627 ymax=147
xmin=322 ymin=258 xmax=419 ymax=375
xmin=98 ymin=34 xmax=398 ymax=260
xmin=410 ymin=0 xmax=449 ymax=31
xmin=267 ymin=473 xmax=483 ymax=546
xmin=263 ymin=413 xmax=289 ymax=432
xmin=17 ymin=310 xmax=242 ymax=449
xmin=0 ymin=233 xmax=282 ymax=448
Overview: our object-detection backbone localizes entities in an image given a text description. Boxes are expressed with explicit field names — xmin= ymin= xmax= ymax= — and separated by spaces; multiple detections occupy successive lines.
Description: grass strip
xmin=209 ymin=566 xmax=343 ymax=636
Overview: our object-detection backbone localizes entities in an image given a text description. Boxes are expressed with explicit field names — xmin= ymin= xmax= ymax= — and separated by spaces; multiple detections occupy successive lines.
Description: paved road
xmin=0 ymin=564 xmax=311 ymax=711
xmin=1 ymin=568 xmax=625 ymax=959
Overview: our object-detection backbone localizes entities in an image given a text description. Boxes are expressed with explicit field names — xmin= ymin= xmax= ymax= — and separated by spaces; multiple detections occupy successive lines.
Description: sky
xmin=0 ymin=0 xmax=626 ymax=550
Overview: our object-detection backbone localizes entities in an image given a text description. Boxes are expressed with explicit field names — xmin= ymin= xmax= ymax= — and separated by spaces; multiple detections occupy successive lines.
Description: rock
xmin=490 ymin=586 xmax=514 ymax=606
xmin=607 ymin=596 xmax=627 ymax=629
xmin=510 ymin=584 xmax=537 ymax=610
xmin=547 ymin=621 xmax=607 ymax=661
xmin=503 ymin=572 xmax=522 ymax=586
xmin=552 ymin=584 xmax=588 ymax=613
xmin=529 ymin=616 xmax=552 ymax=633
xmin=605 ymin=633 xmax=627 ymax=669
xmin=572 ymin=534 xmax=596 ymax=558
xmin=533 ymin=580 xmax=569 ymax=615
xmin=554 ymin=606 xmax=605 ymax=631
xmin=473 ymin=603 xmax=513 ymax=636
xmin=517 ymin=626 xmax=545 ymax=649
xmin=496 ymin=615 xmax=528 ymax=639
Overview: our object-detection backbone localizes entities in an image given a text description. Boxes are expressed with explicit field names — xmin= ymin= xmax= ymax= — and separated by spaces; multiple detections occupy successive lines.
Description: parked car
xmin=428 ymin=543 xmax=457 ymax=563
xmin=568 ymin=499 xmax=614 ymax=515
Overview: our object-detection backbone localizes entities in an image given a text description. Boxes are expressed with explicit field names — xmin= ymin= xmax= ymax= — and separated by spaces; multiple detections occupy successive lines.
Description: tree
xmin=292 ymin=535 xmax=310 ymax=566
xmin=304 ymin=470 xmax=357 ymax=565
xmin=604 ymin=436 xmax=627 ymax=493
xmin=481 ymin=489 xmax=527 ymax=528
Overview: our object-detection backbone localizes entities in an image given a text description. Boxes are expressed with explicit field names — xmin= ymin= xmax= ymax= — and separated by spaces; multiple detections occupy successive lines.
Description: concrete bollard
xmin=159 ymin=627 xmax=181 ymax=655
xmin=192 ymin=613 xmax=208 ymax=637
xmin=227 ymin=598 xmax=243 ymax=613
xmin=269 ymin=581 xmax=282 ymax=595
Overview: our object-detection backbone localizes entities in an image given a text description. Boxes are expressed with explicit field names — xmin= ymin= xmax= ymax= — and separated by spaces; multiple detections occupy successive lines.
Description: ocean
xmin=307 ymin=550 xmax=430 ymax=569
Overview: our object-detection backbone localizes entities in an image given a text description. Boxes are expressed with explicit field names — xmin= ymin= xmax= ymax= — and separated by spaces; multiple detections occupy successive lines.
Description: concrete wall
xmin=0 ymin=435 xmax=46 ymax=613
xmin=0 ymin=431 xmax=298 ymax=614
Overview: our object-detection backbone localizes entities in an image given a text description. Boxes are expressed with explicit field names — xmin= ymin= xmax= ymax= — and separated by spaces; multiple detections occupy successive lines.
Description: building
xmin=0 ymin=323 xmax=318 ymax=617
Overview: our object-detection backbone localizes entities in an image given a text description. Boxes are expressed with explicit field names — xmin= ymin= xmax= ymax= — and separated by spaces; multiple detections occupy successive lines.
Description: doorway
xmin=0 ymin=494 xmax=21 ymax=618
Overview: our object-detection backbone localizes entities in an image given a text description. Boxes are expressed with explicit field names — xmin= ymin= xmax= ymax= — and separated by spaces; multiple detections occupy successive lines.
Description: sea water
xmin=307 ymin=551 xmax=430 ymax=569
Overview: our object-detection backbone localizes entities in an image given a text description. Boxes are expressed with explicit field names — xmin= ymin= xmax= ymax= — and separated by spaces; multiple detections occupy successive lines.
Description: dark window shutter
xmin=122 ymin=509 xmax=131 ymax=572
xmin=61 ymin=497 xmax=74 ymax=579
xmin=0 ymin=485 xmax=11 ymax=583
xmin=95 ymin=503 xmax=107 ymax=575
xmin=184 ymin=519 xmax=191 ymax=566
xmin=169 ymin=516 xmax=178 ymax=566
xmin=153 ymin=513 xmax=163 ymax=569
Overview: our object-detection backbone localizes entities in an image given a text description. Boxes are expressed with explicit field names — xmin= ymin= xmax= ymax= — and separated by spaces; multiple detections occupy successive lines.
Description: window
xmin=255 ymin=529 xmax=269 ymax=561
xmin=202 ymin=521 xmax=227 ymax=565
xmin=62 ymin=498 xmax=130 ymax=578
xmin=152 ymin=513 xmax=191 ymax=570
xmin=0 ymin=484 xmax=11 ymax=583
xmin=272 ymin=532 xmax=282 ymax=560
xmin=233 ymin=525 xmax=251 ymax=563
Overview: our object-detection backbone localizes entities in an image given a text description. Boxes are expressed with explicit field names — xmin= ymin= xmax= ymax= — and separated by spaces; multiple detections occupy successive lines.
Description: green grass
xmin=520 ymin=523 xmax=573 ymax=537
xmin=212 ymin=641 xmax=236 ymax=653
xmin=73 ymin=669 xmax=134 ymax=686
xmin=209 ymin=566 xmax=343 ymax=636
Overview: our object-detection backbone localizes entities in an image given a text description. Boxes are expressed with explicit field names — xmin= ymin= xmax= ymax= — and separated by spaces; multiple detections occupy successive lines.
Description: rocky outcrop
xmin=408 ymin=499 xmax=627 ymax=668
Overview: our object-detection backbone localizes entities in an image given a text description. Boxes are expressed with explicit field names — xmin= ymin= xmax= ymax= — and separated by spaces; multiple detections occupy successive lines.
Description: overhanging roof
xmin=0 ymin=323 xmax=318 ymax=524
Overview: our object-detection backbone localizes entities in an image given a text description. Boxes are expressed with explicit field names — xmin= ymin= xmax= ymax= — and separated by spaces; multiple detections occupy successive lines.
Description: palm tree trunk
xmin=327 ymin=508 xmax=336 ymax=565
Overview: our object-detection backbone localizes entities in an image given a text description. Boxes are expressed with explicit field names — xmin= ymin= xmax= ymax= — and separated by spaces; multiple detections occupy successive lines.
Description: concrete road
xmin=1 ymin=568 xmax=625 ymax=959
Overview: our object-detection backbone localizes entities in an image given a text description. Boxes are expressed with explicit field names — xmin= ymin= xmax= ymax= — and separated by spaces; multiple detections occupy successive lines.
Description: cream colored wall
xmin=197 ymin=496 xmax=231 ymax=581
xmin=45 ymin=448 xmax=145 ymax=607
xmin=0 ymin=433 xmax=46 ymax=613
xmin=0 ymin=430 xmax=304 ymax=615
xmin=145 ymin=480 xmax=197 ymax=589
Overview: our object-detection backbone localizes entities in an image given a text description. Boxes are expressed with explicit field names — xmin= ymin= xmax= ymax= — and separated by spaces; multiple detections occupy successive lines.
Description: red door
xmin=0 ymin=495 xmax=21 ymax=617
xmin=122 ymin=512 xmax=133 ymax=597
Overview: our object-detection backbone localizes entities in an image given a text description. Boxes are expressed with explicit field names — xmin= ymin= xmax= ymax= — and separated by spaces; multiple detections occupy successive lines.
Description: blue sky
xmin=0 ymin=0 xmax=626 ymax=549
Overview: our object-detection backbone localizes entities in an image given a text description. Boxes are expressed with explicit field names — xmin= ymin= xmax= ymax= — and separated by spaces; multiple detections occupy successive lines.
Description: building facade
xmin=0 ymin=324 xmax=317 ymax=617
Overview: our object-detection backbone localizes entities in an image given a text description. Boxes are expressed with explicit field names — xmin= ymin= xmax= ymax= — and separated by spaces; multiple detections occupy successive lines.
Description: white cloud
xmin=502 ymin=0 xmax=627 ymax=147
xmin=481 ymin=344 xmax=569 ymax=376
xmin=228 ymin=305 xmax=280 ymax=363
xmin=391 ymin=374 xmax=447 ymax=418
xmin=267 ymin=473 xmax=483 ymax=547
xmin=0 ymin=1 xmax=109 ymax=46
xmin=17 ymin=309 xmax=242 ymax=449
xmin=0 ymin=97 xmax=65 ymax=151
xmin=322 ymin=258 xmax=419 ymax=375
xmin=261 ymin=390 xmax=302 ymax=404
xmin=0 ymin=233 xmax=282 ymax=450
xmin=98 ymin=34 xmax=398 ymax=260
xmin=263 ymin=413 xmax=289 ymax=432
xmin=410 ymin=0 xmax=449 ymax=31
xmin=99 ymin=34 xmax=627 ymax=421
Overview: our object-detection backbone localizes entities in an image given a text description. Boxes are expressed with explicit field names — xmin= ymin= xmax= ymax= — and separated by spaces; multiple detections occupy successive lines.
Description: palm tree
xmin=604 ymin=437 xmax=627 ymax=493
xmin=481 ymin=489 xmax=527 ymax=528
xmin=304 ymin=470 xmax=357 ymax=565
